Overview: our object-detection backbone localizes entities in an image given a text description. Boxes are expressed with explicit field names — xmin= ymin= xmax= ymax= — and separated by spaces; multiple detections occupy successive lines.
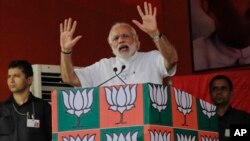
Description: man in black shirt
xmin=209 ymin=75 xmax=250 ymax=141
xmin=0 ymin=60 xmax=51 ymax=141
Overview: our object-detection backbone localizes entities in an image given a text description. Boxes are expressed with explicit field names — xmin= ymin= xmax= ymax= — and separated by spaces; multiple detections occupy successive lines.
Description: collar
xmin=7 ymin=92 xmax=35 ymax=106
xmin=218 ymin=106 xmax=233 ymax=118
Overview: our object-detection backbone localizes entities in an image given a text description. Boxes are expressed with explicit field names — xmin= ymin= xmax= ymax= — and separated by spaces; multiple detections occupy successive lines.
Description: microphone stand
xmin=97 ymin=65 xmax=126 ymax=87
xmin=114 ymin=65 xmax=127 ymax=85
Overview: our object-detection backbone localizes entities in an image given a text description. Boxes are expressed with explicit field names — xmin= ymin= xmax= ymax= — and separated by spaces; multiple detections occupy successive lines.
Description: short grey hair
xmin=107 ymin=22 xmax=138 ymax=44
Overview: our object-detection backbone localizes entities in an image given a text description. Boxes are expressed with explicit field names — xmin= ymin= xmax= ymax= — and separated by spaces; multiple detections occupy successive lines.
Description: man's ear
xmin=27 ymin=76 xmax=33 ymax=86
xmin=199 ymin=0 xmax=217 ymax=20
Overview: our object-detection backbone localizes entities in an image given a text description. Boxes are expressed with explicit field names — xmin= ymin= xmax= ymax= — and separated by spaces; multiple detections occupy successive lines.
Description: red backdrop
xmin=0 ymin=0 xmax=192 ymax=101
xmin=172 ymin=69 xmax=250 ymax=113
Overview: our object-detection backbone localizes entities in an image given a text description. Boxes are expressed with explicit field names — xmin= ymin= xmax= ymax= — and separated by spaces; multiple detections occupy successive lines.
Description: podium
xmin=52 ymin=83 xmax=218 ymax=141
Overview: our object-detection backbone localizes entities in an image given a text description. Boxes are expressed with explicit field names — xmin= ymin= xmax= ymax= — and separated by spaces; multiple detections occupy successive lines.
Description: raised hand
xmin=132 ymin=1 xmax=159 ymax=37
xmin=60 ymin=18 xmax=82 ymax=53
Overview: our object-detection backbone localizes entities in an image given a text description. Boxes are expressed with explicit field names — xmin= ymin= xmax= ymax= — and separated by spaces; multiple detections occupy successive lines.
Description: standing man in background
xmin=209 ymin=75 xmax=250 ymax=141
xmin=60 ymin=1 xmax=178 ymax=88
xmin=0 ymin=60 xmax=51 ymax=141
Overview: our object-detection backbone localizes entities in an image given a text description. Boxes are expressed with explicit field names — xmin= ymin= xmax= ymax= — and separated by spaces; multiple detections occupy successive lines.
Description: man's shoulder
xmin=1 ymin=96 xmax=13 ymax=105
xmin=83 ymin=57 xmax=115 ymax=68
xmin=231 ymin=107 xmax=250 ymax=116
xmin=0 ymin=99 xmax=13 ymax=114
xmin=93 ymin=57 xmax=116 ymax=67
xmin=137 ymin=50 xmax=160 ymax=56
xmin=99 ymin=56 xmax=116 ymax=62
xmin=230 ymin=107 xmax=250 ymax=123
xmin=31 ymin=94 xmax=50 ymax=106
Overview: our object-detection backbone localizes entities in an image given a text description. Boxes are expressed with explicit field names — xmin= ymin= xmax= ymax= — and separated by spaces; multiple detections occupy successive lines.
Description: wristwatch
xmin=152 ymin=32 xmax=162 ymax=42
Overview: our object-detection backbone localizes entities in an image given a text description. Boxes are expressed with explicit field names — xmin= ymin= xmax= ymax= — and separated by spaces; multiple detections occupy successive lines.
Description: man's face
xmin=7 ymin=68 xmax=31 ymax=94
xmin=210 ymin=79 xmax=232 ymax=106
xmin=109 ymin=25 xmax=139 ymax=59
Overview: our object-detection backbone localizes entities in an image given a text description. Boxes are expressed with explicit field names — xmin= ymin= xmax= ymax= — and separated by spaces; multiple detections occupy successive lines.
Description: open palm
xmin=132 ymin=2 xmax=158 ymax=36
xmin=60 ymin=18 xmax=82 ymax=51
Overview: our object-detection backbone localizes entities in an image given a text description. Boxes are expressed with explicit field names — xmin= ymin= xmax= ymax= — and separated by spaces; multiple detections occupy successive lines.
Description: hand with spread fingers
xmin=60 ymin=18 xmax=82 ymax=53
xmin=59 ymin=1 xmax=178 ymax=88
xmin=132 ymin=1 xmax=159 ymax=37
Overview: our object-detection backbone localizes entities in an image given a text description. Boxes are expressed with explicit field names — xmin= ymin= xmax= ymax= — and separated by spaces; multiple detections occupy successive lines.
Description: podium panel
xmin=52 ymin=83 xmax=218 ymax=141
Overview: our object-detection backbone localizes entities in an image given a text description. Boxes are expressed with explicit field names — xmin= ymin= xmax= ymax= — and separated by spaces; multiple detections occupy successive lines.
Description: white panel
xmin=30 ymin=64 xmax=73 ymax=102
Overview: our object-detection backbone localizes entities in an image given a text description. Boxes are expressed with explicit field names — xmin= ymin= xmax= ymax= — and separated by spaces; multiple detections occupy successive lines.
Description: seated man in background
xmin=209 ymin=75 xmax=250 ymax=141
xmin=60 ymin=1 xmax=178 ymax=88
xmin=0 ymin=60 xmax=51 ymax=141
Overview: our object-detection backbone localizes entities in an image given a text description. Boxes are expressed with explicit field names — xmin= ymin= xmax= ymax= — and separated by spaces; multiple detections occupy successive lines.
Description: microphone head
xmin=113 ymin=67 xmax=118 ymax=73
xmin=121 ymin=65 xmax=126 ymax=70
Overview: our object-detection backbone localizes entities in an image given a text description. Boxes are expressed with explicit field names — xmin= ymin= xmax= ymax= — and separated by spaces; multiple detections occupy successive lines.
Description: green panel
xmin=143 ymin=83 xmax=172 ymax=126
xmin=196 ymin=99 xmax=218 ymax=132
xmin=57 ymin=88 xmax=100 ymax=131
xmin=101 ymin=126 xmax=144 ymax=141
xmin=174 ymin=128 xmax=198 ymax=141
xmin=52 ymin=133 xmax=58 ymax=141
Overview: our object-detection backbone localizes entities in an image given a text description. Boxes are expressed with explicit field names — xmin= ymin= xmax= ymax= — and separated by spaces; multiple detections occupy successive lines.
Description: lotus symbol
xmin=149 ymin=130 xmax=171 ymax=141
xmin=104 ymin=85 xmax=137 ymax=124
xmin=176 ymin=134 xmax=196 ymax=141
xmin=62 ymin=89 xmax=94 ymax=128
xmin=106 ymin=132 xmax=138 ymax=141
xmin=174 ymin=88 xmax=193 ymax=126
xmin=199 ymin=99 xmax=216 ymax=128
xmin=148 ymin=84 xmax=168 ymax=122
xmin=201 ymin=136 xmax=218 ymax=141
xmin=62 ymin=134 xmax=95 ymax=141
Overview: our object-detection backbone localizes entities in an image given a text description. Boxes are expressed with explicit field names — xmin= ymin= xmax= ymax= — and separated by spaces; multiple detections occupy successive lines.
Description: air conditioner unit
xmin=31 ymin=64 xmax=73 ymax=103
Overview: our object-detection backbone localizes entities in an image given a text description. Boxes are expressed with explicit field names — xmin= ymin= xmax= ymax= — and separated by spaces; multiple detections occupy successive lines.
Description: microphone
xmin=114 ymin=65 xmax=127 ymax=85
xmin=97 ymin=65 xmax=126 ymax=87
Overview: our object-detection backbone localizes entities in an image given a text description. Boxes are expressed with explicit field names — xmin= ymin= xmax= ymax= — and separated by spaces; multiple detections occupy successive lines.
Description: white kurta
xmin=75 ymin=50 xmax=176 ymax=88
